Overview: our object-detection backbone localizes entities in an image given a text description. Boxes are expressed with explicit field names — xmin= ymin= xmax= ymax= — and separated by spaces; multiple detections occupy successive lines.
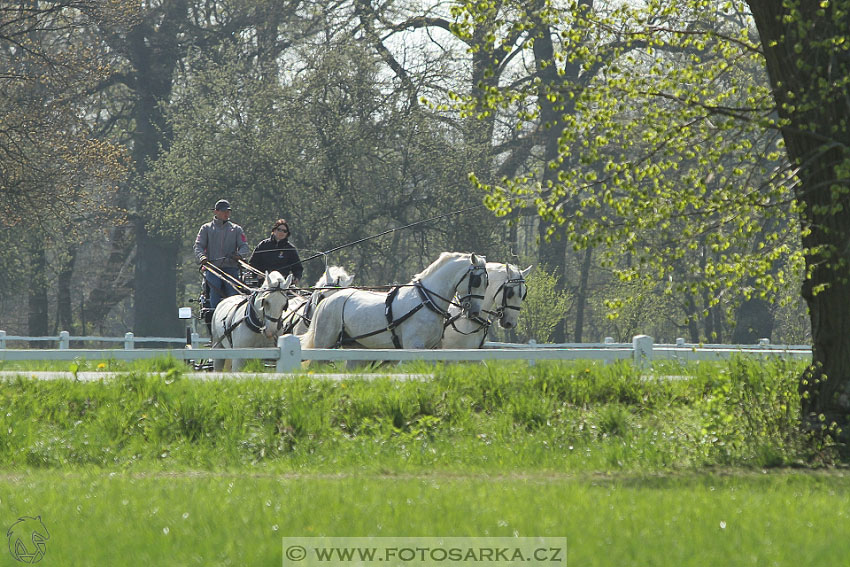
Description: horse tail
xmin=299 ymin=316 xmax=317 ymax=349
xmin=300 ymin=290 xmax=349 ymax=349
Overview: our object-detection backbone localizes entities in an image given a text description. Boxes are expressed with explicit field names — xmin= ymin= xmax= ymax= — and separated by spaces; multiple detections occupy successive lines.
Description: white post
xmin=633 ymin=335 xmax=653 ymax=368
xmin=0 ymin=330 xmax=5 ymax=349
xmin=759 ymin=338 xmax=770 ymax=347
xmin=124 ymin=332 xmax=134 ymax=350
xmin=191 ymin=332 xmax=201 ymax=349
xmin=276 ymin=334 xmax=301 ymax=372
xmin=59 ymin=331 xmax=70 ymax=350
xmin=604 ymin=337 xmax=614 ymax=344
xmin=676 ymin=337 xmax=686 ymax=346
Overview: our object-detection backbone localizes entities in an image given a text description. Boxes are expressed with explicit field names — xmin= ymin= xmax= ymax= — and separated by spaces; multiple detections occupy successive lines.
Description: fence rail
xmin=0 ymin=331 xmax=813 ymax=372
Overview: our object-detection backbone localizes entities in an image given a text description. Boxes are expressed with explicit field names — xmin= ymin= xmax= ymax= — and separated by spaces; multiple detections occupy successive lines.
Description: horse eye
xmin=470 ymin=275 xmax=481 ymax=287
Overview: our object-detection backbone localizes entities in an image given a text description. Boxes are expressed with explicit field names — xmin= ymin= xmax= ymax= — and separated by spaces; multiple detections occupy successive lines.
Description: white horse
xmin=442 ymin=263 xmax=531 ymax=349
xmin=277 ymin=266 xmax=355 ymax=336
xmin=300 ymin=252 xmax=488 ymax=350
xmin=211 ymin=270 xmax=293 ymax=371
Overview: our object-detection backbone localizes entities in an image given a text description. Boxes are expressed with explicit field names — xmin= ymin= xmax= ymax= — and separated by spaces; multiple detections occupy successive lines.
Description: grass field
xmin=0 ymin=357 xmax=844 ymax=566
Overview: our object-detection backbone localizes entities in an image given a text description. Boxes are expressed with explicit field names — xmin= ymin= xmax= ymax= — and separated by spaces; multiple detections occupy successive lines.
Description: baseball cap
xmin=214 ymin=199 xmax=232 ymax=211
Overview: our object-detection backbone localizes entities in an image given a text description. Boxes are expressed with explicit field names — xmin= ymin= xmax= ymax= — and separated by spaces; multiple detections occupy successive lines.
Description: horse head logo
xmin=7 ymin=516 xmax=49 ymax=564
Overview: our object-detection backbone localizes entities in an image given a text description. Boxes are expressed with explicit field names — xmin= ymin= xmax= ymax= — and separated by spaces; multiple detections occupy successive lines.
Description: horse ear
xmin=283 ymin=274 xmax=293 ymax=288
xmin=521 ymin=265 xmax=533 ymax=278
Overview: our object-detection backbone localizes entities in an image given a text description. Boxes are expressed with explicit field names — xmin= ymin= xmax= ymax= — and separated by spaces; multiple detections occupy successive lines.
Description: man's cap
xmin=214 ymin=199 xmax=232 ymax=211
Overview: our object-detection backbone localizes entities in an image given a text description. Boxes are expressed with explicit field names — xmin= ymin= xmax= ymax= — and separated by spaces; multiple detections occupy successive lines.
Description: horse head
xmin=457 ymin=253 xmax=488 ymax=318
xmin=318 ymin=265 xmax=355 ymax=289
xmin=257 ymin=271 xmax=293 ymax=338
xmin=495 ymin=264 xmax=531 ymax=330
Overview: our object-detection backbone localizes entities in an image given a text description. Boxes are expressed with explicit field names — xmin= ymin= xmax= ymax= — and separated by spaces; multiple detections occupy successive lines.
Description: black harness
xmin=215 ymin=287 xmax=289 ymax=347
xmin=336 ymin=263 xmax=488 ymax=348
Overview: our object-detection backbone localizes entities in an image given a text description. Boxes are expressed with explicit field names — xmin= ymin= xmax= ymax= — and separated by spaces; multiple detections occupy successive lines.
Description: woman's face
xmin=273 ymin=225 xmax=289 ymax=240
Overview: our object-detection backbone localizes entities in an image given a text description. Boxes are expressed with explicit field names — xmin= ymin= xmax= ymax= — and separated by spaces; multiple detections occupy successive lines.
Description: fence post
xmin=527 ymin=339 xmax=537 ymax=366
xmin=0 ymin=330 xmax=5 ymax=349
xmin=124 ymin=332 xmax=134 ymax=350
xmin=632 ymin=335 xmax=653 ymax=368
xmin=191 ymin=332 xmax=201 ymax=350
xmin=276 ymin=334 xmax=301 ymax=372
xmin=59 ymin=331 xmax=70 ymax=349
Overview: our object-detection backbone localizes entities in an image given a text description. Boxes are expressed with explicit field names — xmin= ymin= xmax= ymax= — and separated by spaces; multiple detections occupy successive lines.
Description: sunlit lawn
xmin=0 ymin=358 xmax=843 ymax=566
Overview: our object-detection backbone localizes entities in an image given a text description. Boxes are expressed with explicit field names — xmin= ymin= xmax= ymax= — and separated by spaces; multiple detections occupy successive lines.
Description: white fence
xmin=0 ymin=330 xmax=812 ymax=372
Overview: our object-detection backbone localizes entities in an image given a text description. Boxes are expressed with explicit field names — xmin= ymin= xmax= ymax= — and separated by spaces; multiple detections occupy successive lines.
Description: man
xmin=193 ymin=199 xmax=251 ymax=309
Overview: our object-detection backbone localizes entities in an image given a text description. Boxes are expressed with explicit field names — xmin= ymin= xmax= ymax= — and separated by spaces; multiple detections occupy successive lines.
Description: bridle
xmin=259 ymin=285 xmax=292 ymax=332
xmin=491 ymin=275 xmax=527 ymax=323
xmin=454 ymin=261 xmax=489 ymax=315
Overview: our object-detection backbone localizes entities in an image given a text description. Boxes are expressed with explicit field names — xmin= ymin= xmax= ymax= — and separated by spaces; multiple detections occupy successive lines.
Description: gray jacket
xmin=193 ymin=217 xmax=252 ymax=268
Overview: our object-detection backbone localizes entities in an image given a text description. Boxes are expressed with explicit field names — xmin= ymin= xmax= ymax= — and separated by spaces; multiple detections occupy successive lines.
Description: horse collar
xmin=244 ymin=293 xmax=265 ymax=334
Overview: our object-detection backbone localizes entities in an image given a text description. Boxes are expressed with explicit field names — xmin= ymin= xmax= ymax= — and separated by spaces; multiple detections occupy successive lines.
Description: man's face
xmin=214 ymin=208 xmax=231 ymax=221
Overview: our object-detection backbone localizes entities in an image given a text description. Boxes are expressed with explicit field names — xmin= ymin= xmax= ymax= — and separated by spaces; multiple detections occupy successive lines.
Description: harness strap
xmin=278 ymin=301 xmax=308 ymax=335
xmin=384 ymin=287 xmax=402 ymax=348
xmin=215 ymin=296 xmax=251 ymax=348
xmin=340 ymin=282 xmax=444 ymax=348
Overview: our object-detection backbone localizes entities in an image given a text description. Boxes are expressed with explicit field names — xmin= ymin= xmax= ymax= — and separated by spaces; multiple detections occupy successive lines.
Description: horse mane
xmin=316 ymin=265 xmax=354 ymax=287
xmin=262 ymin=270 xmax=286 ymax=289
xmin=413 ymin=252 xmax=472 ymax=281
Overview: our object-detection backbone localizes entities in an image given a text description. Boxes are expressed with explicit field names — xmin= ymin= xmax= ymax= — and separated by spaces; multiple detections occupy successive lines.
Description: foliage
xmin=456 ymin=0 xmax=799 ymax=317
xmin=514 ymin=266 xmax=571 ymax=342
xmin=150 ymin=39 xmax=508 ymax=289
xmin=0 ymin=1 xmax=130 ymax=223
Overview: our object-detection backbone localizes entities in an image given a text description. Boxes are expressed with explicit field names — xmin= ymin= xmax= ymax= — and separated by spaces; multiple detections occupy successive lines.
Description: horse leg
xmin=213 ymin=354 xmax=225 ymax=372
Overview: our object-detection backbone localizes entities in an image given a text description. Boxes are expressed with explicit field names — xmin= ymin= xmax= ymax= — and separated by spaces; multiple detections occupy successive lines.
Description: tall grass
xmin=0 ymin=357 xmax=828 ymax=472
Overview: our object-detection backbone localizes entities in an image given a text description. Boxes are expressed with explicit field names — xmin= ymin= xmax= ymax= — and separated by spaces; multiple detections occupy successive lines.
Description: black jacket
xmin=249 ymin=237 xmax=304 ymax=280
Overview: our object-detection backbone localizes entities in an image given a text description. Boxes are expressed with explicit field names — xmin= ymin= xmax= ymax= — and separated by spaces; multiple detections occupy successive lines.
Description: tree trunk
xmin=124 ymin=1 xmax=185 ymax=337
xmin=574 ymin=246 xmax=593 ymax=342
xmin=747 ymin=0 xmax=850 ymax=437
xmin=27 ymin=239 xmax=48 ymax=347
xmin=82 ymin=225 xmax=134 ymax=332
xmin=731 ymin=298 xmax=774 ymax=344
xmin=134 ymin=227 xmax=180 ymax=337
xmin=55 ymin=246 xmax=77 ymax=334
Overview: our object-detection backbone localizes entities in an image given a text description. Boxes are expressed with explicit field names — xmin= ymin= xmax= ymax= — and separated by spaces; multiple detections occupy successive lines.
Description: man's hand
xmin=200 ymin=256 xmax=210 ymax=266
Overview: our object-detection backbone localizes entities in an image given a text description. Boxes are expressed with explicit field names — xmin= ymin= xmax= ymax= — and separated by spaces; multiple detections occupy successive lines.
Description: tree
xmin=746 ymin=0 xmax=850 ymax=438
xmin=0 ymin=1 xmax=130 ymax=336
xmin=466 ymin=0 xmax=850 ymax=443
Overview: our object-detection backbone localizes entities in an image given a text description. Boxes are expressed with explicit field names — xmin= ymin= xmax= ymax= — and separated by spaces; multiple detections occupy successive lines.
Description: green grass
xmin=0 ymin=357 xmax=842 ymax=566
xmin=1 ymin=470 xmax=847 ymax=566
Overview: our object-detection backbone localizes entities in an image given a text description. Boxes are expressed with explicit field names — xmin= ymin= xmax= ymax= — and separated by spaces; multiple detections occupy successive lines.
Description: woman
xmin=248 ymin=219 xmax=303 ymax=286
